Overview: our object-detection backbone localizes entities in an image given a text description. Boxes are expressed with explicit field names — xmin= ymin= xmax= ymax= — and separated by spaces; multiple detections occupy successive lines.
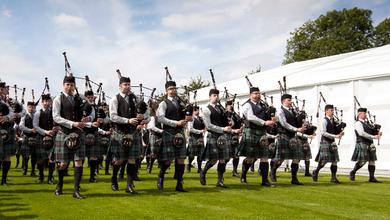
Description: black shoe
xmin=111 ymin=184 xmax=119 ymax=191
xmin=304 ymin=172 xmax=312 ymax=177
xmin=55 ymin=185 xmax=63 ymax=196
xmin=312 ymin=171 xmax=318 ymax=182
xmin=200 ymin=172 xmax=206 ymax=185
xmin=261 ymin=180 xmax=271 ymax=187
xmin=30 ymin=172 xmax=36 ymax=177
xmin=240 ymin=176 xmax=247 ymax=184
xmin=89 ymin=178 xmax=97 ymax=183
xmin=216 ymin=180 xmax=228 ymax=188
xmin=22 ymin=169 xmax=27 ymax=176
xmin=349 ymin=171 xmax=356 ymax=181
xmin=38 ymin=178 xmax=44 ymax=184
xmin=47 ymin=177 xmax=54 ymax=185
xmin=330 ymin=177 xmax=341 ymax=184
xmin=125 ymin=184 xmax=138 ymax=194
xmin=175 ymin=182 xmax=188 ymax=192
xmin=232 ymin=170 xmax=240 ymax=177
xmin=73 ymin=191 xmax=85 ymax=199
xmin=291 ymin=179 xmax=304 ymax=185
xmin=157 ymin=177 xmax=164 ymax=190
xmin=369 ymin=178 xmax=382 ymax=183
xmin=1 ymin=179 xmax=7 ymax=186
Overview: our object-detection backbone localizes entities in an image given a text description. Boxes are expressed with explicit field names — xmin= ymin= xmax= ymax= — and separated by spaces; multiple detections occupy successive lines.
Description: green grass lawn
xmin=1 ymin=160 xmax=390 ymax=220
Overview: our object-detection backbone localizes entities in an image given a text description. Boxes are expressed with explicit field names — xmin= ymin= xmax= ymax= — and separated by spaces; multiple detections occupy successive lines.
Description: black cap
xmin=63 ymin=76 xmax=75 ymax=84
xmin=193 ymin=105 xmax=199 ymax=111
xmin=165 ymin=81 xmax=176 ymax=89
xmin=281 ymin=93 xmax=292 ymax=101
xmin=358 ymin=107 xmax=367 ymax=113
xmin=27 ymin=101 xmax=36 ymax=106
xmin=250 ymin=87 xmax=260 ymax=93
xmin=209 ymin=88 xmax=219 ymax=96
xmin=0 ymin=82 xmax=5 ymax=88
xmin=41 ymin=94 xmax=52 ymax=100
xmin=119 ymin=77 xmax=130 ymax=84
xmin=325 ymin=104 xmax=334 ymax=111
xmin=84 ymin=90 xmax=94 ymax=97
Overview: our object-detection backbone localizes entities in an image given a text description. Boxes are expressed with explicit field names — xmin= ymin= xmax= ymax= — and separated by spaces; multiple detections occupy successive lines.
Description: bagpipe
xmin=316 ymin=92 xmax=346 ymax=144
xmin=222 ymin=86 xmax=242 ymax=129
xmin=293 ymin=96 xmax=317 ymax=136
xmin=262 ymin=93 xmax=278 ymax=136
xmin=165 ymin=66 xmax=194 ymax=118
xmin=354 ymin=96 xmax=382 ymax=145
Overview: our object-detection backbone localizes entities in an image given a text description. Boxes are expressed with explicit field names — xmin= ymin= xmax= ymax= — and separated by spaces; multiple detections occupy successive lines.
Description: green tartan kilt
xmin=187 ymin=134 xmax=204 ymax=157
xmin=98 ymin=135 xmax=111 ymax=156
xmin=54 ymin=131 xmax=86 ymax=163
xmin=35 ymin=135 xmax=55 ymax=161
xmin=237 ymin=128 xmax=269 ymax=158
xmin=274 ymin=134 xmax=304 ymax=160
xmin=315 ymin=140 xmax=339 ymax=162
xmin=351 ymin=142 xmax=377 ymax=162
xmin=228 ymin=134 xmax=240 ymax=158
xmin=158 ymin=128 xmax=186 ymax=161
xmin=298 ymin=137 xmax=312 ymax=160
xmin=149 ymin=133 xmax=162 ymax=157
xmin=111 ymin=130 xmax=141 ymax=161
xmin=201 ymin=132 xmax=231 ymax=161
xmin=0 ymin=127 xmax=16 ymax=159
xmin=85 ymin=133 xmax=103 ymax=158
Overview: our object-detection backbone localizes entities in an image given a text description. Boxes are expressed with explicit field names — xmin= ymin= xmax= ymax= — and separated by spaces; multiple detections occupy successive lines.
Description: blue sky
xmin=0 ymin=0 xmax=389 ymax=100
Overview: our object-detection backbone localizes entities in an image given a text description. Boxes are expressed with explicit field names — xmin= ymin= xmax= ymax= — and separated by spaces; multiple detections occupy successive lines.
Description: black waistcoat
xmin=113 ymin=94 xmax=137 ymax=134
xmin=24 ymin=113 xmax=36 ymax=137
xmin=355 ymin=121 xmax=374 ymax=145
xmin=60 ymin=93 xmax=83 ymax=134
xmin=244 ymin=100 xmax=267 ymax=130
xmin=163 ymin=98 xmax=185 ymax=130
xmin=207 ymin=104 xmax=228 ymax=128
xmin=39 ymin=109 xmax=53 ymax=131
xmin=277 ymin=106 xmax=298 ymax=137
xmin=321 ymin=117 xmax=337 ymax=142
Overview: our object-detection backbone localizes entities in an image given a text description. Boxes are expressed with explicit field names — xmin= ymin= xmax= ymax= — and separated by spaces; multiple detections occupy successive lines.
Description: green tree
xmin=184 ymin=75 xmax=210 ymax=92
xmin=374 ymin=18 xmax=390 ymax=46
xmin=284 ymin=7 xmax=375 ymax=64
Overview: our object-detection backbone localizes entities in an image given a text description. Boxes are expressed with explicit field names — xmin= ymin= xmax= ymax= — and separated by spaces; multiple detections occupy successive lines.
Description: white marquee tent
xmin=193 ymin=45 xmax=390 ymax=172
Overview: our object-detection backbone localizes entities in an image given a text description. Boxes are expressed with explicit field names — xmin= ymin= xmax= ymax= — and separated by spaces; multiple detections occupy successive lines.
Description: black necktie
xmin=68 ymin=95 xmax=75 ymax=105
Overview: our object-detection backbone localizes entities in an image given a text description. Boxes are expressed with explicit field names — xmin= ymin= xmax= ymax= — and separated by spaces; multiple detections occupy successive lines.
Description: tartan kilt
xmin=98 ymin=135 xmax=111 ymax=156
xmin=228 ymin=134 xmax=240 ymax=158
xmin=274 ymin=134 xmax=304 ymax=160
xmin=0 ymin=128 xmax=16 ymax=159
xmin=35 ymin=135 xmax=55 ymax=161
xmin=201 ymin=132 xmax=231 ymax=161
xmin=315 ymin=140 xmax=339 ymax=162
xmin=149 ymin=133 xmax=162 ymax=157
xmin=54 ymin=131 xmax=86 ymax=163
xmin=351 ymin=142 xmax=377 ymax=162
xmin=21 ymin=136 xmax=37 ymax=159
xmin=237 ymin=128 xmax=269 ymax=159
xmin=85 ymin=133 xmax=103 ymax=158
xmin=110 ymin=130 xmax=141 ymax=161
xmin=187 ymin=134 xmax=204 ymax=157
xmin=158 ymin=128 xmax=187 ymax=161
xmin=298 ymin=137 xmax=312 ymax=160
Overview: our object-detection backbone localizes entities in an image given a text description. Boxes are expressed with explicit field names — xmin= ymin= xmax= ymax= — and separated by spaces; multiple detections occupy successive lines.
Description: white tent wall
xmin=192 ymin=45 xmax=390 ymax=171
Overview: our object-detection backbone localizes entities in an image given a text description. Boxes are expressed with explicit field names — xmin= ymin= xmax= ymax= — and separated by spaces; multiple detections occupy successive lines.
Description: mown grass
xmin=1 ymin=159 xmax=390 ymax=220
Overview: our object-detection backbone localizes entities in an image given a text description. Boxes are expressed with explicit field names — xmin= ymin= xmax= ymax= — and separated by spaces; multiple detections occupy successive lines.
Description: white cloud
xmin=52 ymin=13 xmax=87 ymax=28
xmin=2 ymin=9 xmax=11 ymax=18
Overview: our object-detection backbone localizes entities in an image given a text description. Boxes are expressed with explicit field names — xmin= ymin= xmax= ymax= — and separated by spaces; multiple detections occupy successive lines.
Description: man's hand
xmin=297 ymin=127 xmax=305 ymax=133
xmin=81 ymin=117 xmax=91 ymax=123
xmin=177 ymin=120 xmax=187 ymax=127
xmin=136 ymin=114 xmax=144 ymax=121
xmin=73 ymin=122 xmax=85 ymax=129
xmin=223 ymin=126 xmax=232 ymax=133
xmin=265 ymin=120 xmax=275 ymax=126
xmin=128 ymin=118 xmax=139 ymax=126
